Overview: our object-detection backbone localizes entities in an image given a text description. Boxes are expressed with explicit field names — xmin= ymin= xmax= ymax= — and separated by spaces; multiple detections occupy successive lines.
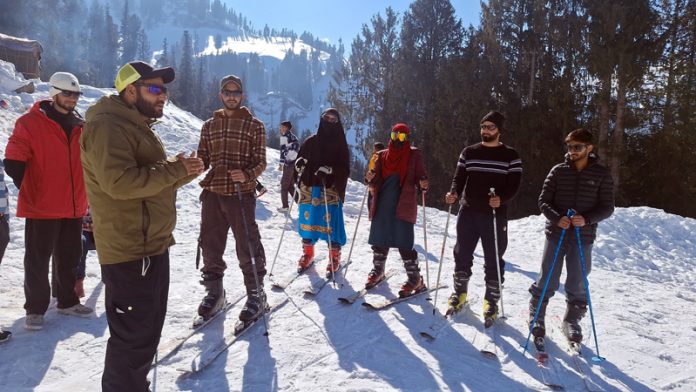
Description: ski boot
xmin=239 ymin=286 xmax=268 ymax=322
xmin=196 ymin=272 xmax=227 ymax=327
xmin=528 ymin=295 xmax=548 ymax=338
xmin=398 ymin=258 xmax=425 ymax=297
xmin=446 ymin=271 xmax=470 ymax=316
xmin=325 ymin=247 xmax=341 ymax=278
xmin=365 ymin=250 xmax=387 ymax=289
xmin=297 ymin=242 xmax=315 ymax=272
xmin=483 ymin=280 xmax=501 ymax=328
xmin=562 ymin=301 xmax=587 ymax=344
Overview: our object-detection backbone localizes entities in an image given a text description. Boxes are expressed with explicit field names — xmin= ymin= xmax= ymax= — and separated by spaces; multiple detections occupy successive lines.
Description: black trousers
xmin=452 ymin=208 xmax=508 ymax=284
xmin=24 ymin=218 xmax=81 ymax=314
xmin=0 ymin=216 xmax=9 ymax=264
xmin=101 ymin=251 xmax=169 ymax=392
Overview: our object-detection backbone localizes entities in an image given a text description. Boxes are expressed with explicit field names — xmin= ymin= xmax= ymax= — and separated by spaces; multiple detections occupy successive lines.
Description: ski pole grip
xmin=489 ymin=187 xmax=496 ymax=197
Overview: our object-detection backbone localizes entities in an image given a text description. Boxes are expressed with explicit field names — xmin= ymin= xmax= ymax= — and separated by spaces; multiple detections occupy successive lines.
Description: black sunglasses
xmin=54 ymin=87 xmax=83 ymax=98
xmin=221 ymin=89 xmax=243 ymax=98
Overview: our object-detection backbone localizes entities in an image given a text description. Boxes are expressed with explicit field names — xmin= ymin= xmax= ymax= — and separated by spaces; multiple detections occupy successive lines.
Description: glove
xmin=314 ymin=165 xmax=333 ymax=179
xmin=294 ymin=157 xmax=307 ymax=175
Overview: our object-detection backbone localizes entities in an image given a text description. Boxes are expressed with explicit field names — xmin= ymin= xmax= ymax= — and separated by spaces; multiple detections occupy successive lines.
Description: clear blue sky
xmin=224 ymin=1 xmax=482 ymax=47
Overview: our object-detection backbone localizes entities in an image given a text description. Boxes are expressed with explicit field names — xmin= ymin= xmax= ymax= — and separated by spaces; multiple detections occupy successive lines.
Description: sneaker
xmin=25 ymin=314 xmax=44 ymax=330
xmin=57 ymin=303 xmax=93 ymax=318
xmin=277 ymin=206 xmax=289 ymax=213
xmin=447 ymin=292 xmax=468 ymax=313
xmin=365 ymin=268 xmax=385 ymax=289
xmin=255 ymin=186 xmax=267 ymax=198
xmin=0 ymin=329 xmax=12 ymax=343
xmin=74 ymin=277 xmax=85 ymax=298
xmin=398 ymin=275 xmax=425 ymax=298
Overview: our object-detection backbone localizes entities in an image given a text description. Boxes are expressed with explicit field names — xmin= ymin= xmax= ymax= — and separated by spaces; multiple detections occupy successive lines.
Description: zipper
xmin=68 ymin=127 xmax=77 ymax=217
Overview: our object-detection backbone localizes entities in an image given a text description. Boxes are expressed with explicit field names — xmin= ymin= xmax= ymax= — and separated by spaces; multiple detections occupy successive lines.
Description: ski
xmin=303 ymin=260 xmax=353 ymax=296
xmin=178 ymin=298 xmax=289 ymax=377
xmin=153 ymin=293 xmax=245 ymax=368
xmin=337 ymin=269 xmax=397 ymax=304
xmin=361 ymin=284 xmax=447 ymax=311
xmin=479 ymin=322 xmax=499 ymax=359
xmin=419 ymin=299 xmax=471 ymax=341
xmin=533 ymin=336 xmax=565 ymax=390
xmin=553 ymin=316 xmax=603 ymax=392
xmin=269 ymin=261 xmax=315 ymax=290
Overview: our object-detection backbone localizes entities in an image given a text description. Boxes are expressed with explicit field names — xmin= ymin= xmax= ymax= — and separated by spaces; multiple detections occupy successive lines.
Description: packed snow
xmin=0 ymin=61 xmax=694 ymax=391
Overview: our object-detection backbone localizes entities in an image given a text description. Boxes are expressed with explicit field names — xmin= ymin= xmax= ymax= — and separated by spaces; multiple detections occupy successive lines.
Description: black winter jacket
xmin=538 ymin=153 xmax=614 ymax=242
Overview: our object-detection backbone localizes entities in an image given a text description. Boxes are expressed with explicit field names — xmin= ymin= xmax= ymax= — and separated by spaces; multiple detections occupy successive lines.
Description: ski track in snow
xmin=1 ymin=61 xmax=694 ymax=391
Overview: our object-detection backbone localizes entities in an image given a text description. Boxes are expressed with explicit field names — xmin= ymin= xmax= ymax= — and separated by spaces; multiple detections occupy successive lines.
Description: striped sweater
xmin=450 ymin=142 xmax=522 ymax=215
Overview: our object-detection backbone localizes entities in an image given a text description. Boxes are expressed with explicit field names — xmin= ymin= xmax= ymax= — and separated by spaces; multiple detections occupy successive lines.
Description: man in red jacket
xmin=4 ymin=71 xmax=93 ymax=331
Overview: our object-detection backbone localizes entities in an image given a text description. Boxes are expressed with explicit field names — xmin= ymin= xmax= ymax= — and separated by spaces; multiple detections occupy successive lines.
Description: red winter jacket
xmin=4 ymin=100 xmax=88 ymax=219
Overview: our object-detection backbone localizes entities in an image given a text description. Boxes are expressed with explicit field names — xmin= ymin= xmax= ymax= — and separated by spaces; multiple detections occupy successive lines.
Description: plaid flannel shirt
xmin=198 ymin=107 xmax=267 ymax=195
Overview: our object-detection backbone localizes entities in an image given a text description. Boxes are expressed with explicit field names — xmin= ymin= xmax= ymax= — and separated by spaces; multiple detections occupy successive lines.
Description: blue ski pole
xmin=574 ymin=223 xmax=605 ymax=363
xmin=522 ymin=209 xmax=571 ymax=355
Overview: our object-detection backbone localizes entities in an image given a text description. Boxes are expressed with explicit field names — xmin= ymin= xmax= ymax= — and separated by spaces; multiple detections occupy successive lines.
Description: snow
xmin=1 ymin=61 xmax=695 ymax=391
xmin=201 ymin=35 xmax=331 ymax=62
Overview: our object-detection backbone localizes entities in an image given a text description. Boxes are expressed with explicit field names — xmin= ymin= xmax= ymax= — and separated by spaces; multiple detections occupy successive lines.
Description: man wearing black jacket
xmin=444 ymin=111 xmax=522 ymax=320
xmin=527 ymin=128 xmax=614 ymax=343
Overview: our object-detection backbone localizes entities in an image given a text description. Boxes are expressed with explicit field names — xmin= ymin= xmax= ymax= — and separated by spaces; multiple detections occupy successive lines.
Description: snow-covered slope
xmin=1 ymin=63 xmax=694 ymax=391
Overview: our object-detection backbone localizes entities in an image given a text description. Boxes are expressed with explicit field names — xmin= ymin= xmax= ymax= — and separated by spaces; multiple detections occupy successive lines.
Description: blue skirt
xmin=297 ymin=185 xmax=347 ymax=246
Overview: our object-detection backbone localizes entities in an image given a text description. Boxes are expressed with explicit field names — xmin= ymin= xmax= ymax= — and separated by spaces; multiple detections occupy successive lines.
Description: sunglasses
xmin=390 ymin=131 xmax=407 ymax=142
xmin=54 ymin=87 xmax=82 ymax=98
xmin=566 ymin=143 xmax=588 ymax=152
xmin=221 ymin=89 xmax=243 ymax=98
xmin=135 ymin=83 xmax=168 ymax=95
xmin=480 ymin=124 xmax=497 ymax=131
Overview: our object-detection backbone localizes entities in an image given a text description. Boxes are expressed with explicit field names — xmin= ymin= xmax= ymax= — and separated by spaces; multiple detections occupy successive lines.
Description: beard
xmin=53 ymin=99 xmax=76 ymax=113
xmin=481 ymin=131 xmax=499 ymax=142
xmin=223 ymin=99 xmax=241 ymax=110
xmin=135 ymin=91 xmax=164 ymax=118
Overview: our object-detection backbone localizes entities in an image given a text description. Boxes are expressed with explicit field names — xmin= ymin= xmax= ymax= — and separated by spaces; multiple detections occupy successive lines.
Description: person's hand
xmin=489 ymin=195 xmax=501 ymax=209
xmin=315 ymin=166 xmax=332 ymax=179
xmin=365 ymin=170 xmax=376 ymax=182
xmin=177 ymin=151 xmax=204 ymax=175
xmin=278 ymin=164 xmax=283 ymax=171
xmin=228 ymin=169 xmax=247 ymax=183
xmin=571 ymin=214 xmax=586 ymax=227
xmin=445 ymin=192 xmax=458 ymax=205
xmin=419 ymin=178 xmax=429 ymax=192
xmin=557 ymin=216 xmax=571 ymax=229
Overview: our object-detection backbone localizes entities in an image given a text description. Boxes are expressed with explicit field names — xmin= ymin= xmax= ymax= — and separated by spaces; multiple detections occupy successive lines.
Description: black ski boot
xmin=398 ymin=258 xmax=425 ymax=297
xmin=562 ymin=301 xmax=587 ymax=343
xmin=197 ymin=272 xmax=226 ymax=320
xmin=365 ymin=250 xmax=387 ymax=289
xmin=239 ymin=286 xmax=268 ymax=322
xmin=483 ymin=280 xmax=501 ymax=328
xmin=528 ymin=295 xmax=548 ymax=338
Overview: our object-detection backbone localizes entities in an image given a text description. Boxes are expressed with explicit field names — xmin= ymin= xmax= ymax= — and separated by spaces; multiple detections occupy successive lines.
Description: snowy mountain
xmin=1 ymin=61 xmax=695 ymax=391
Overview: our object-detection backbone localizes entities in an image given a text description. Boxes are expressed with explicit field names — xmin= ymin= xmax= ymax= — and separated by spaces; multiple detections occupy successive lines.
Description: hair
xmin=374 ymin=142 xmax=385 ymax=150
xmin=565 ymin=128 xmax=594 ymax=144
xmin=280 ymin=120 xmax=292 ymax=129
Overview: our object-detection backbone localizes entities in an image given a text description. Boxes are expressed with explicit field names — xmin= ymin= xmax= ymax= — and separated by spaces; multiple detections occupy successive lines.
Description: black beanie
xmin=480 ymin=111 xmax=505 ymax=131
xmin=280 ymin=120 xmax=292 ymax=129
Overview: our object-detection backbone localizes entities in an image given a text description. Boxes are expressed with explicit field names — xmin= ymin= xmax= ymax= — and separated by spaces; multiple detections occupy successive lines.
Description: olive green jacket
xmin=80 ymin=95 xmax=195 ymax=264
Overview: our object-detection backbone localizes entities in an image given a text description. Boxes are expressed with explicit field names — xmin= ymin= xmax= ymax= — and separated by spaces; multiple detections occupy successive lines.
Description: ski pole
xmin=421 ymin=185 xmax=430 ymax=289
xmin=342 ymin=184 xmax=369 ymax=280
xmin=574 ymin=218 xmax=605 ymax=363
xmin=320 ymin=177 xmax=336 ymax=285
xmin=195 ymin=220 xmax=202 ymax=270
xmin=489 ymin=188 xmax=505 ymax=320
xmin=268 ymin=180 xmax=301 ymax=277
xmin=432 ymin=200 xmax=454 ymax=315
xmin=235 ymin=183 xmax=270 ymax=339
xmin=522 ymin=209 xmax=571 ymax=354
